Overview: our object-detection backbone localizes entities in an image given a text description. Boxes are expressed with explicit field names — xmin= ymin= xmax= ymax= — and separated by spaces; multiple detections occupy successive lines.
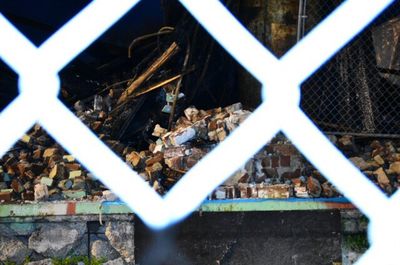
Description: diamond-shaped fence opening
xmin=296 ymin=6 xmax=400 ymax=260
xmin=0 ymin=0 xmax=170 ymax=203
xmin=232 ymin=0 xmax=339 ymax=59
xmin=0 ymin=0 xmax=92 ymax=46
xmin=0 ymin=0 xmax=266 ymax=215
xmin=0 ymin=0 xmax=398 ymax=263
xmin=0 ymin=60 xmax=18 ymax=112
xmin=0 ymin=126 xmax=103 ymax=202
xmin=56 ymin=1 xmax=263 ymax=200
xmin=301 ymin=0 xmax=400 ymax=136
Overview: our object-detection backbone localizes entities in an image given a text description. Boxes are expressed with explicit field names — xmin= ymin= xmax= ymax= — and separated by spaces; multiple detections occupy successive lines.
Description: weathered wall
xmin=0 ymin=216 xmax=135 ymax=265
xmin=341 ymin=210 xmax=369 ymax=265
xmin=136 ymin=211 xmax=342 ymax=265
xmin=237 ymin=0 xmax=299 ymax=108
xmin=0 ymin=210 xmax=369 ymax=265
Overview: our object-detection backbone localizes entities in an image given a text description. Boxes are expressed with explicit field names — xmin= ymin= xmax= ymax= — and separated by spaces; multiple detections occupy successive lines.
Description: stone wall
xmin=341 ymin=210 xmax=368 ymax=235
xmin=340 ymin=210 xmax=369 ymax=265
xmin=0 ymin=216 xmax=134 ymax=265
xmin=0 ymin=210 xmax=370 ymax=265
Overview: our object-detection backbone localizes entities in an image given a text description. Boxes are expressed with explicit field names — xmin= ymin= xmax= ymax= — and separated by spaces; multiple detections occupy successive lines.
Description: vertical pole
xmin=297 ymin=0 xmax=308 ymax=42
xmin=297 ymin=0 xmax=304 ymax=42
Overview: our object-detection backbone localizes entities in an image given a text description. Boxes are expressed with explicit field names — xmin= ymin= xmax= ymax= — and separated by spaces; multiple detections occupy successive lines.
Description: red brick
xmin=264 ymin=168 xmax=278 ymax=178
xmin=281 ymin=168 xmax=301 ymax=179
xmin=248 ymin=185 xmax=258 ymax=198
xmin=226 ymin=186 xmax=236 ymax=199
xmin=271 ymin=156 xmax=279 ymax=168
xmin=22 ymin=191 xmax=34 ymax=201
xmin=271 ymin=144 xmax=298 ymax=156
xmin=239 ymin=184 xmax=248 ymax=198
xmin=0 ymin=191 xmax=12 ymax=202
xmin=265 ymin=145 xmax=274 ymax=154
xmin=256 ymin=184 xmax=291 ymax=199
xmin=280 ymin=155 xmax=291 ymax=167
xmin=261 ymin=157 xmax=271 ymax=168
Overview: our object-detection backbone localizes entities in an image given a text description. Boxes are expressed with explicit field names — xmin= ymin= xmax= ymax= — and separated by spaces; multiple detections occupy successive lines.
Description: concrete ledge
xmin=201 ymin=197 xmax=354 ymax=212
xmin=0 ymin=198 xmax=354 ymax=219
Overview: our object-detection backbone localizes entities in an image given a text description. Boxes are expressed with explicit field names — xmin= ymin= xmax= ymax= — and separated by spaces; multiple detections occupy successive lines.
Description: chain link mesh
xmin=301 ymin=0 xmax=400 ymax=136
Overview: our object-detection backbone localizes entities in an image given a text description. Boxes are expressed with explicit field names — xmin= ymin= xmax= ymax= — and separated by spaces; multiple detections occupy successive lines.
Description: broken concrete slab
xmin=0 ymin=235 xmax=32 ymax=264
xmin=91 ymin=239 xmax=120 ymax=260
xmin=28 ymin=223 xmax=86 ymax=258
xmin=68 ymin=233 xmax=88 ymax=257
xmin=105 ymin=222 xmax=135 ymax=264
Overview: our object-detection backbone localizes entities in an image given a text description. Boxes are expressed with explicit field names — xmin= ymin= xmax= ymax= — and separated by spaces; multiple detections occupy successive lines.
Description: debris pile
xmin=200 ymin=134 xmax=400 ymax=200
xmin=0 ymin=32 xmax=398 ymax=203
xmin=0 ymin=101 xmax=252 ymax=202
xmin=0 ymin=124 xmax=99 ymax=202
xmin=343 ymin=136 xmax=400 ymax=195
xmin=128 ymin=102 xmax=251 ymax=193
xmin=3 ymin=97 xmax=400 ymax=203
xmin=3 ymin=100 xmax=400 ymax=203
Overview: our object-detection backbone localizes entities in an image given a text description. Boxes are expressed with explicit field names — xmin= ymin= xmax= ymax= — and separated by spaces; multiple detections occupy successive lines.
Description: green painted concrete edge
xmin=200 ymin=200 xmax=354 ymax=212
xmin=0 ymin=198 xmax=354 ymax=218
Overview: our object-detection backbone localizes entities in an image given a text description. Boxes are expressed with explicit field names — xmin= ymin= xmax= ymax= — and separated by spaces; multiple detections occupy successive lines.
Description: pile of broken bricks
xmin=0 ymin=103 xmax=251 ymax=202
xmin=346 ymin=138 xmax=400 ymax=195
xmin=1 ymin=101 xmax=400 ymax=203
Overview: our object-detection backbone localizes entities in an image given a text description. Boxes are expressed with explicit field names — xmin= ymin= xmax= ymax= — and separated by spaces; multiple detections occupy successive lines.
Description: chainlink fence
xmin=301 ymin=0 xmax=400 ymax=137
xmin=0 ymin=0 xmax=398 ymax=264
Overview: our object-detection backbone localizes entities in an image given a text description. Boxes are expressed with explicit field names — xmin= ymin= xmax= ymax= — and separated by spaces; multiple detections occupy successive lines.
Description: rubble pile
xmin=208 ymin=137 xmax=341 ymax=200
xmin=0 ymin=124 xmax=101 ymax=202
xmin=0 ymin=101 xmax=254 ymax=202
xmin=0 ymin=29 xmax=353 ymax=203
xmin=342 ymin=136 xmax=400 ymax=195
xmin=2 ymin=99 xmax=400 ymax=203
xmin=0 ymin=41 xmax=183 ymax=202
xmin=284 ymin=135 xmax=400 ymax=199
xmin=211 ymin=135 xmax=400 ymax=200
xmin=0 ymin=34 xmax=399 ymax=203
xmin=137 ymin=102 xmax=252 ymax=193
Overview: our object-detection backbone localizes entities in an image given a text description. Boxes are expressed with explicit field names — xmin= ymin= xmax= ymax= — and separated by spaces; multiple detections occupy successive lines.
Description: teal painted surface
xmin=101 ymin=202 xmax=132 ymax=214
xmin=201 ymin=198 xmax=354 ymax=211
xmin=201 ymin=200 xmax=328 ymax=211
xmin=62 ymin=190 xmax=86 ymax=199
xmin=75 ymin=201 xmax=131 ymax=215
xmin=8 ymin=222 xmax=36 ymax=235
xmin=0 ymin=198 xmax=353 ymax=218
xmin=0 ymin=203 xmax=41 ymax=217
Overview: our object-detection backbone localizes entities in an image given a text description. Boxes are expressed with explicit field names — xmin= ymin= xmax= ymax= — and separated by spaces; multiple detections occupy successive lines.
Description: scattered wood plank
xmin=117 ymin=42 xmax=179 ymax=105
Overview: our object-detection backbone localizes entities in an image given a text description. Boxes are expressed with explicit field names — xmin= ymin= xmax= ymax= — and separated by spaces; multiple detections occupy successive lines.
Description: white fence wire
xmin=0 ymin=0 xmax=396 ymax=263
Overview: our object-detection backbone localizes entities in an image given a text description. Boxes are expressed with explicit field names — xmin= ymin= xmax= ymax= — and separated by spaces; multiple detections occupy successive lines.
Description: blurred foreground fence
xmin=0 ymin=0 xmax=398 ymax=264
